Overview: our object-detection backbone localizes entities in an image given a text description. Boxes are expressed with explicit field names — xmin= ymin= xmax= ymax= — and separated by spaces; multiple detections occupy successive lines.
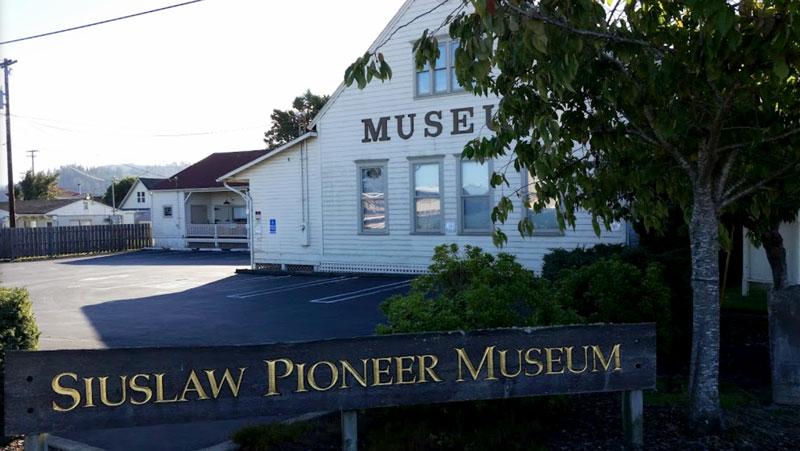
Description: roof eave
xmin=216 ymin=132 xmax=318 ymax=182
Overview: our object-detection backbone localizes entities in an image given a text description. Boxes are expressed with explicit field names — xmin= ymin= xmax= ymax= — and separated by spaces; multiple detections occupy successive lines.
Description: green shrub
xmin=0 ymin=287 xmax=40 ymax=441
xmin=540 ymin=244 xmax=629 ymax=280
xmin=378 ymin=244 xmax=581 ymax=334
xmin=554 ymin=259 xmax=673 ymax=351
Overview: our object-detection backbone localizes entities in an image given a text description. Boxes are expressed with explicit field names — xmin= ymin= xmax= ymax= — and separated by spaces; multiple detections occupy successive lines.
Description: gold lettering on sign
xmin=499 ymin=349 xmax=523 ymax=378
xmin=205 ymin=368 xmax=247 ymax=398
xmin=98 ymin=376 xmax=127 ymax=407
xmin=417 ymin=355 xmax=442 ymax=383
xmin=565 ymin=346 xmax=590 ymax=374
xmin=340 ymin=359 xmax=369 ymax=388
xmin=545 ymin=347 xmax=565 ymax=375
xmin=372 ymin=357 xmax=394 ymax=386
xmin=129 ymin=374 xmax=153 ymax=405
xmin=592 ymin=344 xmax=623 ymax=372
xmin=264 ymin=358 xmax=294 ymax=396
xmin=52 ymin=372 xmax=81 ymax=412
xmin=455 ymin=346 xmax=498 ymax=382
xmin=295 ymin=363 xmax=308 ymax=393
xmin=154 ymin=373 xmax=180 ymax=403
xmin=83 ymin=377 xmax=96 ymax=408
xmin=524 ymin=348 xmax=544 ymax=376
xmin=395 ymin=356 xmax=416 ymax=385
xmin=308 ymin=361 xmax=339 ymax=391
xmin=179 ymin=370 xmax=210 ymax=401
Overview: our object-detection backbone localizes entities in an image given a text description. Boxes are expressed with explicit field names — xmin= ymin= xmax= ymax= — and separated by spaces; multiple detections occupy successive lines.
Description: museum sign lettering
xmin=361 ymin=104 xmax=496 ymax=142
xmin=4 ymin=324 xmax=655 ymax=435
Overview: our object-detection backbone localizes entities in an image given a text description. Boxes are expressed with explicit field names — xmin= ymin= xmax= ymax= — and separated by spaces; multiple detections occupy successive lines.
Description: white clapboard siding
xmin=244 ymin=0 xmax=627 ymax=273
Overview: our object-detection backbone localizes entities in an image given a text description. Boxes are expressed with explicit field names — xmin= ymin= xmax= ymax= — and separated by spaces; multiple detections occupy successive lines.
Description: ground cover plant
xmin=0 ymin=286 xmax=40 ymax=444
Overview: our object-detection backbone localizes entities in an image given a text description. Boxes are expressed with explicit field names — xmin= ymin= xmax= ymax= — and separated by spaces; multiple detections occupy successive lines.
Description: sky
xmin=0 ymin=0 xmax=407 ymax=185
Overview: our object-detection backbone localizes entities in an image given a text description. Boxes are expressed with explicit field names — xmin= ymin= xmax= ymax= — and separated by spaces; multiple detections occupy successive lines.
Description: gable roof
xmin=152 ymin=150 xmax=269 ymax=191
xmin=217 ymin=133 xmax=317 ymax=182
xmin=0 ymin=199 xmax=80 ymax=214
xmin=139 ymin=178 xmax=166 ymax=189
xmin=307 ymin=0 xmax=416 ymax=130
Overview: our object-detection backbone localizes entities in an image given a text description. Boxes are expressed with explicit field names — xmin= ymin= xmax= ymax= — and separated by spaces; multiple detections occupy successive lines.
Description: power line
xmin=0 ymin=0 xmax=206 ymax=46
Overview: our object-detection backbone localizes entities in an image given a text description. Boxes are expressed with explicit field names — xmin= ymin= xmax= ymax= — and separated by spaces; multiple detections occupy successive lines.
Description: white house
xmin=218 ymin=0 xmax=631 ymax=274
xmin=119 ymin=177 xmax=166 ymax=223
xmin=0 ymin=199 xmax=134 ymax=228
xmin=149 ymin=150 xmax=267 ymax=250
xmin=742 ymin=218 xmax=800 ymax=294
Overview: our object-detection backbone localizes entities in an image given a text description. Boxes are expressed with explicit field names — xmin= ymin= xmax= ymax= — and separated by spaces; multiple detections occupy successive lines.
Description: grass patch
xmin=722 ymin=288 xmax=767 ymax=313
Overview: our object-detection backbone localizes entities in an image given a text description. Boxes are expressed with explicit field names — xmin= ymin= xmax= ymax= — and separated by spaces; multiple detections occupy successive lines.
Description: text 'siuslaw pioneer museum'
xmin=214 ymin=1 xmax=632 ymax=274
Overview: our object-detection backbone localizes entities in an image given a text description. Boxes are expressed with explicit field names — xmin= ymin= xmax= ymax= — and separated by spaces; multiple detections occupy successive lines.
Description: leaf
xmin=774 ymin=57 xmax=790 ymax=79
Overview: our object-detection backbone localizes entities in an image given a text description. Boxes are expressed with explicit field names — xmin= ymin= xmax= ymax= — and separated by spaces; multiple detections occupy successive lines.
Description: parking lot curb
xmin=235 ymin=268 xmax=418 ymax=279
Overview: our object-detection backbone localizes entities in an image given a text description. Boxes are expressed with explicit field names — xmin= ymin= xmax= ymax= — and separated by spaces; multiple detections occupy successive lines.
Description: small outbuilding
xmin=0 ymin=199 xmax=133 ymax=228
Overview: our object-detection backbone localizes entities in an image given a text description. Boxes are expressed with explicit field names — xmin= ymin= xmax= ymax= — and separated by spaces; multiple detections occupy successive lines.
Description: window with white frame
xmin=137 ymin=192 xmax=146 ymax=203
xmin=458 ymin=160 xmax=492 ymax=233
xmin=416 ymin=41 xmax=463 ymax=97
xmin=357 ymin=161 xmax=388 ymax=233
xmin=410 ymin=158 xmax=443 ymax=234
xmin=233 ymin=206 xmax=247 ymax=224
xmin=163 ymin=205 xmax=173 ymax=218
xmin=524 ymin=171 xmax=562 ymax=234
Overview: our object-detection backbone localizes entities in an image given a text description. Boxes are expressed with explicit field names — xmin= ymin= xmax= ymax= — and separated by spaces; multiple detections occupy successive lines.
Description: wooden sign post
xmin=5 ymin=324 xmax=656 ymax=449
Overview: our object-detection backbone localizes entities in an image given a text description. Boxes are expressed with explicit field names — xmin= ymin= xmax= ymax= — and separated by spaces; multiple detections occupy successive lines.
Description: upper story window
xmin=137 ymin=192 xmax=146 ymax=203
xmin=163 ymin=205 xmax=173 ymax=218
xmin=416 ymin=41 xmax=463 ymax=97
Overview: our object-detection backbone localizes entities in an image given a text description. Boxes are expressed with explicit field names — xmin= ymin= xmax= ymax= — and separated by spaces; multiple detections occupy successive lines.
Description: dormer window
xmin=415 ymin=41 xmax=463 ymax=97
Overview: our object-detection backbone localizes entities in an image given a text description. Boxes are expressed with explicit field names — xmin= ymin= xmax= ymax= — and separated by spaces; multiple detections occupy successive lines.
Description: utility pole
xmin=2 ymin=58 xmax=17 ymax=228
xmin=27 ymin=149 xmax=38 ymax=174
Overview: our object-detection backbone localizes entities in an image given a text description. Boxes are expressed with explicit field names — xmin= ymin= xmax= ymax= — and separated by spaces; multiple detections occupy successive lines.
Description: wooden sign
xmin=4 ymin=324 xmax=656 ymax=436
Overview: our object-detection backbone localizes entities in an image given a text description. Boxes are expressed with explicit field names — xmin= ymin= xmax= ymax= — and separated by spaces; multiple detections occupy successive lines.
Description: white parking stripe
xmin=226 ymin=276 xmax=358 ymax=299
xmin=309 ymin=280 xmax=412 ymax=304
xmin=79 ymin=274 xmax=131 ymax=282
xmin=307 ymin=280 xmax=412 ymax=304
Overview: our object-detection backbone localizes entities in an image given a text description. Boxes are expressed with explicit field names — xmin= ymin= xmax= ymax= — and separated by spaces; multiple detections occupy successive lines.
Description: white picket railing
xmin=186 ymin=224 xmax=247 ymax=238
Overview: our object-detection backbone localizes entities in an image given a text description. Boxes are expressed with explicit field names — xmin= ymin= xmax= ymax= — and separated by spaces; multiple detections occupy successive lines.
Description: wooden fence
xmin=0 ymin=224 xmax=152 ymax=260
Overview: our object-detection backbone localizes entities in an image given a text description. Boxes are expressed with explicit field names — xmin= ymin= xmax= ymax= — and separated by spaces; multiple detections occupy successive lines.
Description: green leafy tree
xmin=102 ymin=177 xmax=136 ymax=208
xmin=264 ymin=90 xmax=329 ymax=150
xmin=15 ymin=171 xmax=59 ymax=200
xmin=346 ymin=0 xmax=800 ymax=431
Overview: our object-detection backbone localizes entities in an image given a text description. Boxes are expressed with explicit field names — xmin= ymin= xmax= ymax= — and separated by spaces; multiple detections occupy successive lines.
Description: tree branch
xmin=716 ymin=127 xmax=800 ymax=154
xmin=642 ymin=107 xmax=697 ymax=182
xmin=722 ymin=158 xmax=799 ymax=208
xmin=501 ymin=0 xmax=666 ymax=57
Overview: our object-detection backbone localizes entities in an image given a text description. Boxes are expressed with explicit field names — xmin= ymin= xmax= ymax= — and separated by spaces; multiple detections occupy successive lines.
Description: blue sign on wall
xmin=269 ymin=219 xmax=276 ymax=234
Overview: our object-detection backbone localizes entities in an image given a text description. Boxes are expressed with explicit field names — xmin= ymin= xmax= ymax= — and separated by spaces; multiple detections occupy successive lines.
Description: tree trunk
xmin=761 ymin=223 xmax=788 ymax=290
xmin=687 ymin=187 xmax=723 ymax=433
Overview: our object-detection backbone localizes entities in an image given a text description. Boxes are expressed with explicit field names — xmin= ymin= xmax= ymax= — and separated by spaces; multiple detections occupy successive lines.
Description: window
xmin=357 ymin=161 xmax=388 ymax=233
xmin=233 ymin=206 xmax=247 ymax=224
xmin=163 ymin=205 xmax=173 ymax=218
xmin=524 ymin=171 xmax=562 ymax=235
xmin=458 ymin=160 xmax=492 ymax=233
xmin=137 ymin=192 xmax=146 ymax=203
xmin=410 ymin=158 xmax=443 ymax=234
xmin=416 ymin=40 xmax=463 ymax=97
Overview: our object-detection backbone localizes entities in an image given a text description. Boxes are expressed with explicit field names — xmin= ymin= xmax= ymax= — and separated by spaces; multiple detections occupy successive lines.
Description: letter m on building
xmin=362 ymin=117 xmax=391 ymax=143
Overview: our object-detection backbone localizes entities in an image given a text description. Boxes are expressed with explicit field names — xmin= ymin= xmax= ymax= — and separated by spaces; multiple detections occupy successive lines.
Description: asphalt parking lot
xmin=0 ymin=250 xmax=413 ymax=450
xmin=1 ymin=250 xmax=412 ymax=350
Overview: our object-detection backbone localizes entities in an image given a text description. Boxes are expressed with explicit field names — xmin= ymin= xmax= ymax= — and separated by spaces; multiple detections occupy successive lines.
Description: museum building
xmin=218 ymin=0 xmax=632 ymax=274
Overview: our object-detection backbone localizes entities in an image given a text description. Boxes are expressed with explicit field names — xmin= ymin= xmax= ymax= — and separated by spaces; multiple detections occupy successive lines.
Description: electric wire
xmin=0 ymin=0 xmax=206 ymax=46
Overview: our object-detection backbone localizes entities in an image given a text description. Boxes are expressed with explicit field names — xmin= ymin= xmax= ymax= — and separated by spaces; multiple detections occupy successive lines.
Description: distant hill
xmin=58 ymin=163 xmax=189 ymax=196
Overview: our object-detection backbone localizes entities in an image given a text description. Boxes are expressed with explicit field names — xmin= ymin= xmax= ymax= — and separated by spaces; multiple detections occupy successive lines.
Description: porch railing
xmin=186 ymin=223 xmax=247 ymax=238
